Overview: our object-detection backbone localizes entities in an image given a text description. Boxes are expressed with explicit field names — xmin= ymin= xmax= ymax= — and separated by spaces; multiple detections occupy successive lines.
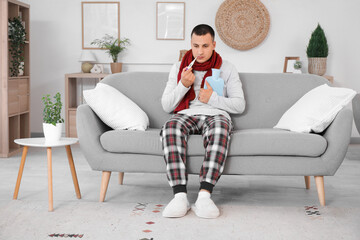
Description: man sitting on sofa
xmin=160 ymin=24 xmax=246 ymax=218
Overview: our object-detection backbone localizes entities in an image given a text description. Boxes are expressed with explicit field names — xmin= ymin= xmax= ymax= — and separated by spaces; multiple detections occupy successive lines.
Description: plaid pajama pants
xmin=160 ymin=114 xmax=233 ymax=192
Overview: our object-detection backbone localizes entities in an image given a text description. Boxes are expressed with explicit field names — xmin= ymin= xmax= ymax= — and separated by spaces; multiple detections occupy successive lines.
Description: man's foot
xmin=162 ymin=192 xmax=190 ymax=218
xmin=191 ymin=191 xmax=220 ymax=219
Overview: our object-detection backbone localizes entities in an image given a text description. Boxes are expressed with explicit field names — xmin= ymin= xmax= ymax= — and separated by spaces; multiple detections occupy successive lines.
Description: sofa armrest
xmin=321 ymin=108 xmax=353 ymax=175
xmin=76 ymin=104 xmax=111 ymax=170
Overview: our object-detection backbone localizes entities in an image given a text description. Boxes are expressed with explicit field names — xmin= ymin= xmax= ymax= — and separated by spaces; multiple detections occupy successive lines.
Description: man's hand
xmin=198 ymin=81 xmax=213 ymax=103
xmin=180 ymin=67 xmax=195 ymax=88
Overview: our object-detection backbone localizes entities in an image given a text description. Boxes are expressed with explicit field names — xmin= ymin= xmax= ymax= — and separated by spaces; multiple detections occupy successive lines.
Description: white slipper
xmin=191 ymin=197 xmax=220 ymax=219
xmin=162 ymin=193 xmax=190 ymax=218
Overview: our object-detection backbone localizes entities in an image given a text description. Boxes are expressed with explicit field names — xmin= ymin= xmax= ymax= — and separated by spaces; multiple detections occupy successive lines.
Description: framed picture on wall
xmin=82 ymin=2 xmax=120 ymax=49
xmin=156 ymin=2 xmax=185 ymax=40
xmin=283 ymin=56 xmax=300 ymax=73
xmin=179 ymin=49 xmax=187 ymax=61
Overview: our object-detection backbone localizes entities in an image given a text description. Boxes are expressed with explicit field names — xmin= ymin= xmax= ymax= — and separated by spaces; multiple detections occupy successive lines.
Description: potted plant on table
xmin=306 ymin=24 xmax=329 ymax=76
xmin=8 ymin=16 xmax=26 ymax=77
xmin=91 ymin=34 xmax=130 ymax=74
xmin=42 ymin=93 xmax=64 ymax=143
xmin=293 ymin=60 xmax=302 ymax=74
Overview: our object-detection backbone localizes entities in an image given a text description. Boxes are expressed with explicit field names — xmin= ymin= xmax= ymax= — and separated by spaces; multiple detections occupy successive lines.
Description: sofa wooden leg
xmin=314 ymin=176 xmax=325 ymax=206
xmin=304 ymin=176 xmax=311 ymax=189
xmin=119 ymin=172 xmax=124 ymax=185
xmin=100 ymin=171 xmax=111 ymax=202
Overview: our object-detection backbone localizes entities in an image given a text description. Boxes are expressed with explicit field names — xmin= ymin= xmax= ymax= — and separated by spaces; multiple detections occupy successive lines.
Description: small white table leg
xmin=47 ymin=147 xmax=53 ymax=212
xmin=13 ymin=146 xmax=29 ymax=199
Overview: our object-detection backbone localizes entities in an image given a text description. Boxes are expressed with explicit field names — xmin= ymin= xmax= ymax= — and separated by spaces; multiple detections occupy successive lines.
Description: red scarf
xmin=174 ymin=49 xmax=222 ymax=113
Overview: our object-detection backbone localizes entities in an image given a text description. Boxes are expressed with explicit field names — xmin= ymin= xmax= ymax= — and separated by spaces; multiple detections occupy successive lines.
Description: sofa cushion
xmin=228 ymin=129 xmax=327 ymax=156
xmin=83 ymin=82 xmax=149 ymax=131
xmin=274 ymin=84 xmax=356 ymax=133
xmin=100 ymin=128 xmax=327 ymax=157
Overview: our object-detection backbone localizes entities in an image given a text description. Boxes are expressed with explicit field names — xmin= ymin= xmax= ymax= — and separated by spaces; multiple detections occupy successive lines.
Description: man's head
xmin=191 ymin=24 xmax=216 ymax=63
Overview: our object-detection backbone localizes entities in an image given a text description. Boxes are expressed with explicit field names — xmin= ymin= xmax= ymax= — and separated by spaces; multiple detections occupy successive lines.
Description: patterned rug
xmin=0 ymin=200 xmax=359 ymax=240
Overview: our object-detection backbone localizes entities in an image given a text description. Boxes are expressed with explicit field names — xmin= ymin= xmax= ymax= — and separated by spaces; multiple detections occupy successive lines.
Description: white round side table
xmin=13 ymin=137 xmax=81 ymax=211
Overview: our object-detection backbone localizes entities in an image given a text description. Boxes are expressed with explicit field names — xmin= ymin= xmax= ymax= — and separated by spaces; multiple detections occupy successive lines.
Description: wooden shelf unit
xmin=65 ymin=73 xmax=109 ymax=138
xmin=1 ymin=0 xmax=30 ymax=157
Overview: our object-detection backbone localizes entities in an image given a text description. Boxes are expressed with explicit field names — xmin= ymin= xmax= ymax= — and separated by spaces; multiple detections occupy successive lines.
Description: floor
xmin=0 ymin=144 xmax=360 ymax=239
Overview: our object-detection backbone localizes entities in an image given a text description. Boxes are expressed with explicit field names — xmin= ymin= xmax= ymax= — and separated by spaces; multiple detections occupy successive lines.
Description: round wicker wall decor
xmin=215 ymin=0 xmax=270 ymax=50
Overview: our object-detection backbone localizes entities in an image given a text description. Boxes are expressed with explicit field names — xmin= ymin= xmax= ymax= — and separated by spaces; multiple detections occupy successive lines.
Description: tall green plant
xmin=8 ymin=17 xmax=26 ymax=77
xmin=42 ymin=93 xmax=64 ymax=126
xmin=91 ymin=34 xmax=130 ymax=62
xmin=306 ymin=24 xmax=328 ymax=58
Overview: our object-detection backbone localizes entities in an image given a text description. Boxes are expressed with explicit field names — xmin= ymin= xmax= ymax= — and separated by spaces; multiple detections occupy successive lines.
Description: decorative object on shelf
xmin=90 ymin=64 xmax=104 ymax=74
xmin=91 ymin=34 xmax=130 ymax=74
xmin=82 ymin=2 xmax=120 ymax=49
xmin=110 ymin=62 xmax=122 ymax=74
xmin=42 ymin=92 xmax=64 ymax=143
xmin=8 ymin=16 xmax=26 ymax=77
xmin=18 ymin=62 xmax=24 ymax=76
xmin=283 ymin=56 xmax=300 ymax=73
xmin=307 ymin=24 xmax=329 ymax=76
xmin=293 ymin=61 xmax=302 ymax=74
xmin=156 ymin=2 xmax=185 ymax=40
xmin=215 ymin=0 xmax=270 ymax=50
xmin=79 ymin=50 xmax=96 ymax=73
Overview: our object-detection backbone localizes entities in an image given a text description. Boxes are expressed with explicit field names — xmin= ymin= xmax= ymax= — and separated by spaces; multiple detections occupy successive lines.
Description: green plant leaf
xmin=8 ymin=17 xmax=26 ymax=77
xmin=90 ymin=34 xmax=130 ymax=63
xmin=306 ymin=24 xmax=329 ymax=58
xmin=42 ymin=92 xmax=63 ymax=124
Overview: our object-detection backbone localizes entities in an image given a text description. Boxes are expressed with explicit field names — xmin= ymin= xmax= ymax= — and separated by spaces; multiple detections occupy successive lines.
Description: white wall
xmin=26 ymin=0 xmax=360 ymax=136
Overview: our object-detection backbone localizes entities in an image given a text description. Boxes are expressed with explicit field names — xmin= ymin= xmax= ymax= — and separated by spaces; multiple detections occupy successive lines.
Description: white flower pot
xmin=43 ymin=123 xmax=63 ymax=143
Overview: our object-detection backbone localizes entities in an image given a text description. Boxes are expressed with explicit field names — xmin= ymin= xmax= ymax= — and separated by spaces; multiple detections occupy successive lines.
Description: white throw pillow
xmin=83 ymin=83 xmax=149 ymax=131
xmin=274 ymin=84 xmax=356 ymax=133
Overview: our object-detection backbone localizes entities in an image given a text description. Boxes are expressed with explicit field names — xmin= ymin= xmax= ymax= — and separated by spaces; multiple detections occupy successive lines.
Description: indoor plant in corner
xmin=42 ymin=92 xmax=64 ymax=143
xmin=306 ymin=24 xmax=329 ymax=76
xmin=8 ymin=16 xmax=26 ymax=77
xmin=91 ymin=34 xmax=130 ymax=73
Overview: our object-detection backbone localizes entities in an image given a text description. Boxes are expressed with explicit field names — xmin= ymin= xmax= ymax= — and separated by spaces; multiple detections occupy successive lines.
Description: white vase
xmin=43 ymin=123 xmax=63 ymax=143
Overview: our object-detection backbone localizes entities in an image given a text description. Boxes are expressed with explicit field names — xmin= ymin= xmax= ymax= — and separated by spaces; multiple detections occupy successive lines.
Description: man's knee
xmin=207 ymin=117 xmax=232 ymax=136
xmin=164 ymin=116 xmax=188 ymax=132
xmin=161 ymin=119 xmax=188 ymax=142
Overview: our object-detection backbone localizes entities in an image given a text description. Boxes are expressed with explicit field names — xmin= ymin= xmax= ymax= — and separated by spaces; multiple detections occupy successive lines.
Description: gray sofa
xmin=77 ymin=72 xmax=353 ymax=206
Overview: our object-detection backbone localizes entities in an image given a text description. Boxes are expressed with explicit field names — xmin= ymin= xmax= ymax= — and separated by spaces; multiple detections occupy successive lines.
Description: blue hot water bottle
xmin=204 ymin=68 xmax=224 ymax=96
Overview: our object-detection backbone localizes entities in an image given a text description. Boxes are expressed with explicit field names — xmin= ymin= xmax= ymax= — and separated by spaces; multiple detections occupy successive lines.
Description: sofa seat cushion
xmin=228 ymin=129 xmax=327 ymax=157
xmin=101 ymin=129 xmax=162 ymax=156
xmin=100 ymin=128 xmax=327 ymax=157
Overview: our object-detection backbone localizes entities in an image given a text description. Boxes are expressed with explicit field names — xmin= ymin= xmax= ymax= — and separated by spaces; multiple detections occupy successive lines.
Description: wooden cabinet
xmin=65 ymin=73 xmax=109 ymax=138
xmin=1 ymin=0 xmax=30 ymax=157
xmin=8 ymin=78 xmax=29 ymax=115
